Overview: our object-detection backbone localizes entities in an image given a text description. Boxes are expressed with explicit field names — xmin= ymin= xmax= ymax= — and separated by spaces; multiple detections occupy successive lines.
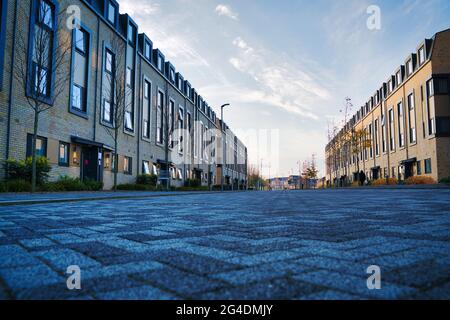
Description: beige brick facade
xmin=0 ymin=0 xmax=248 ymax=190
xmin=326 ymin=29 xmax=450 ymax=185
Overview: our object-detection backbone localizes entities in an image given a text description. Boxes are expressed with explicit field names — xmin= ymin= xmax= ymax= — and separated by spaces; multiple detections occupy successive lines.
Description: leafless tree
xmin=11 ymin=3 xmax=71 ymax=192
xmin=102 ymin=36 xmax=129 ymax=191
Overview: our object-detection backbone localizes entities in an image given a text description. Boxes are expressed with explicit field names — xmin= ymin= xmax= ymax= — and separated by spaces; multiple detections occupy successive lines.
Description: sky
xmin=119 ymin=0 xmax=450 ymax=178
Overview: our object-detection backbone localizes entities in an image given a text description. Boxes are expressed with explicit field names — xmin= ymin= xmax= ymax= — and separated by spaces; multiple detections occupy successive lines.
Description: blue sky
xmin=120 ymin=0 xmax=450 ymax=177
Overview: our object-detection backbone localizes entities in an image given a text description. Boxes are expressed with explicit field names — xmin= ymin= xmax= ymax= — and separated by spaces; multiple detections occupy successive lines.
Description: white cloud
xmin=227 ymin=36 xmax=330 ymax=119
xmin=215 ymin=4 xmax=239 ymax=20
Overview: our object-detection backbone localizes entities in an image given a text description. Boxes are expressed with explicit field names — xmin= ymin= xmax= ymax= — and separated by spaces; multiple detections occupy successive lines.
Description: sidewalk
xmin=0 ymin=191 xmax=216 ymax=206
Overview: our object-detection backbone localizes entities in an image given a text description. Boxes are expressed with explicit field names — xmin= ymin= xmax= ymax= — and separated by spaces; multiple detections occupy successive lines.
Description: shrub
xmin=184 ymin=178 xmax=201 ymax=188
xmin=372 ymin=178 xmax=398 ymax=186
xmin=83 ymin=179 xmax=104 ymax=191
xmin=0 ymin=181 xmax=7 ymax=193
xmin=439 ymin=177 xmax=450 ymax=184
xmin=136 ymin=174 xmax=158 ymax=186
xmin=117 ymin=184 xmax=149 ymax=191
xmin=405 ymin=176 xmax=436 ymax=185
xmin=5 ymin=157 xmax=51 ymax=184
xmin=5 ymin=179 xmax=32 ymax=192
xmin=176 ymin=186 xmax=209 ymax=192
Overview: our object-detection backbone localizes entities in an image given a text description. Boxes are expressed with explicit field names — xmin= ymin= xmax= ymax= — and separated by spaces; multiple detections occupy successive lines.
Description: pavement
xmin=0 ymin=189 xmax=449 ymax=300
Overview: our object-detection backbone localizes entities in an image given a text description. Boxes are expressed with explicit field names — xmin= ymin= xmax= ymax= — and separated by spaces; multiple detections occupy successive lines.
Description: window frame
xmin=106 ymin=1 xmax=118 ymax=27
xmin=69 ymin=23 xmax=91 ymax=117
xmin=26 ymin=0 xmax=59 ymax=105
xmin=101 ymin=45 xmax=116 ymax=125
xmin=58 ymin=141 xmax=70 ymax=167
xmin=123 ymin=156 xmax=133 ymax=175
xmin=424 ymin=158 xmax=432 ymax=174
xmin=142 ymin=78 xmax=152 ymax=140
xmin=26 ymin=133 xmax=48 ymax=158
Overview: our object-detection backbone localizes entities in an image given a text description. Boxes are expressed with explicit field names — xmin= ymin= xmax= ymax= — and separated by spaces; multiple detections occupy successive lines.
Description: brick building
xmin=326 ymin=29 xmax=450 ymax=185
xmin=0 ymin=0 xmax=248 ymax=190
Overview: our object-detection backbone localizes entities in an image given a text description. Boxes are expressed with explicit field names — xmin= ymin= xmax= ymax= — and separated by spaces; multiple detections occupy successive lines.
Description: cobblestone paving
xmin=0 ymin=189 xmax=449 ymax=300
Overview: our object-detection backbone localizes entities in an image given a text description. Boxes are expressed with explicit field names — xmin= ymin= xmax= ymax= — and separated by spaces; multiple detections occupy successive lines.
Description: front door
xmin=81 ymin=147 xmax=100 ymax=182
xmin=404 ymin=163 xmax=413 ymax=180
xmin=372 ymin=168 xmax=379 ymax=180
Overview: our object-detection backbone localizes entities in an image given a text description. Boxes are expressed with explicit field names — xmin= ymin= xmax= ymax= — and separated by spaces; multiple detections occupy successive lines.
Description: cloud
xmin=215 ymin=4 xmax=239 ymax=20
xmin=118 ymin=0 xmax=209 ymax=68
xmin=227 ymin=36 xmax=330 ymax=119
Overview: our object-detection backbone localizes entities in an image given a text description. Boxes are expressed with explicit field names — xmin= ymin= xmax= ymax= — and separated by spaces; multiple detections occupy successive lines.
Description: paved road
xmin=0 ymin=189 xmax=449 ymax=300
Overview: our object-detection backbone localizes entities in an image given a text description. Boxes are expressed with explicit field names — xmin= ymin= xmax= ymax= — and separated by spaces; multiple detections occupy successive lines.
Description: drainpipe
xmin=5 ymin=0 xmax=19 ymax=177
xmin=93 ymin=16 xmax=100 ymax=142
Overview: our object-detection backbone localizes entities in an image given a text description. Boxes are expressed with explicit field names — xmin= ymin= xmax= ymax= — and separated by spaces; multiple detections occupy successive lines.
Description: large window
xmin=102 ymin=48 xmax=115 ymax=124
xmin=397 ymin=102 xmax=405 ymax=148
xmin=374 ymin=119 xmax=379 ymax=156
xmin=157 ymin=90 xmax=164 ymax=144
xmin=142 ymin=80 xmax=151 ymax=139
xmin=29 ymin=0 xmax=57 ymax=101
xmin=426 ymin=79 xmax=435 ymax=135
xmin=178 ymin=107 xmax=184 ymax=153
xmin=418 ymin=47 xmax=425 ymax=65
xmin=70 ymin=26 xmax=90 ymax=115
xmin=124 ymin=66 xmax=135 ymax=132
xmin=169 ymin=99 xmax=175 ymax=148
xmin=408 ymin=93 xmax=416 ymax=144
xmin=26 ymin=134 xmax=47 ymax=158
xmin=381 ymin=110 xmax=386 ymax=153
xmin=142 ymin=160 xmax=151 ymax=175
xmin=389 ymin=108 xmax=395 ymax=151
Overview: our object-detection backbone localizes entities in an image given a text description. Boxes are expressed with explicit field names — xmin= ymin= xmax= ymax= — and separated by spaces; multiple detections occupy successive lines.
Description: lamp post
xmin=221 ymin=103 xmax=230 ymax=192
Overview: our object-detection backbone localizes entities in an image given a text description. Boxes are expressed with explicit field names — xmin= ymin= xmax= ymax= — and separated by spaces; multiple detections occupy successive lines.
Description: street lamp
xmin=221 ymin=103 xmax=230 ymax=192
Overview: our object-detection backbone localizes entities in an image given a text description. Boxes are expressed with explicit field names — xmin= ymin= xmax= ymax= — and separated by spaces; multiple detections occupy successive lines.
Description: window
xmin=427 ymin=79 xmax=434 ymax=97
xmin=397 ymin=102 xmax=405 ymax=148
xmin=374 ymin=119 xmax=379 ymax=156
xmin=169 ymin=99 xmax=175 ymax=148
xmin=74 ymin=28 xmax=86 ymax=53
xmin=389 ymin=108 xmax=395 ymax=151
xmin=107 ymin=2 xmax=116 ymax=25
xmin=157 ymin=90 xmax=164 ymax=144
xmin=416 ymin=160 xmax=421 ymax=175
xmin=26 ymin=134 xmax=47 ymax=157
xmin=124 ymin=156 xmax=132 ymax=175
xmin=186 ymin=83 xmax=191 ymax=99
xmin=39 ymin=0 xmax=53 ymax=29
xmin=142 ymin=160 xmax=150 ymax=175
xmin=104 ymin=152 xmax=111 ymax=169
xmin=170 ymin=69 xmax=175 ymax=84
xmin=418 ymin=47 xmax=425 ymax=65
xmin=368 ymin=123 xmax=373 ymax=158
xmin=144 ymin=41 xmax=151 ymax=61
xmin=178 ymin=107 xmax=184 ymax=153
xmin=103 ymin=100 xmax=111 ymax=123
xmin=396 ymin=71 xmax=402 ymax=86
xmin=70 ymin=26 xmax=90 ymax=114
xmin=128 ymin=23 xmax=136 ymax=45
xmin=408 ymin=93 xmax=416 ymax=144
xmin=58 ymin=142 xmax=69 ymax=166
xmin=103 ymin=48 xmax=115 ymax=124
xmin=105 ymin=50 xmax=113 ymax=74
xmin=72 ymin=84 xmax=82 ymax=110
xmin=424 ymin=159 xmax=432 ymax=174
xmin=142 ymin=80 xmax=151 ymax=139
xmin=126 ymin=67 xmax=132 ymax=87
xmin=406 ymin=59 xmax=413 ymax=76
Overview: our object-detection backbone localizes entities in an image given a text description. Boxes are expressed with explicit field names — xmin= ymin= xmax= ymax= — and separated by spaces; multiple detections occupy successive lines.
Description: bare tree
xmin=102 ymin=36 xmax=129 ymax=191
xmin=350 ymin=128 xmax=372 ymax=175
xmin=11 ymin=3 xmax=71 ymax=192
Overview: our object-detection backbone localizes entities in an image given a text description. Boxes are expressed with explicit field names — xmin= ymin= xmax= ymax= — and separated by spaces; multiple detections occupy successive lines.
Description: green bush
xmin=41 ymin=176 xmax=104 ymax=192
xmin=5 ymin=157 xmax=51 ymax=184
xmin=83 ymin=179 xmax=104 ymax=191
xmin=5 ymin=179 xmax=32 ymax=192
xmin=439 ymin=177 xmax=450 ymax=184
xmin=184 ymin=178 xmax=201 ymax=188
xmin=176 ymin=186 xmax=209 ymax=192
xmin=136 ymin=174 xmax=158 ymax=186
xmin=0 ymin=181 xmax=7 ymax=193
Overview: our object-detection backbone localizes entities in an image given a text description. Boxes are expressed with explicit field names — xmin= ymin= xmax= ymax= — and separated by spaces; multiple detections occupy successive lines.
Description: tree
xmin=350 ymin=128 xmax=372 ymax=175
xmin=102 ymin=36 xmax=129 ymax=191
xmin=247 ymin=165 xmax=265 ymax=190
xmin=11 ymin=3 xmax=71 ymax=192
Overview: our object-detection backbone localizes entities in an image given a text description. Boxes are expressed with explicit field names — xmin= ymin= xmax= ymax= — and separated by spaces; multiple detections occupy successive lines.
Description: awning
xmin=400 ymin=158 xmax=417 ymax=165
xmin=156 ymin=159 xmax=175 ymax=167
xmin=71 ymin=136 xmax=112 ymax=150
